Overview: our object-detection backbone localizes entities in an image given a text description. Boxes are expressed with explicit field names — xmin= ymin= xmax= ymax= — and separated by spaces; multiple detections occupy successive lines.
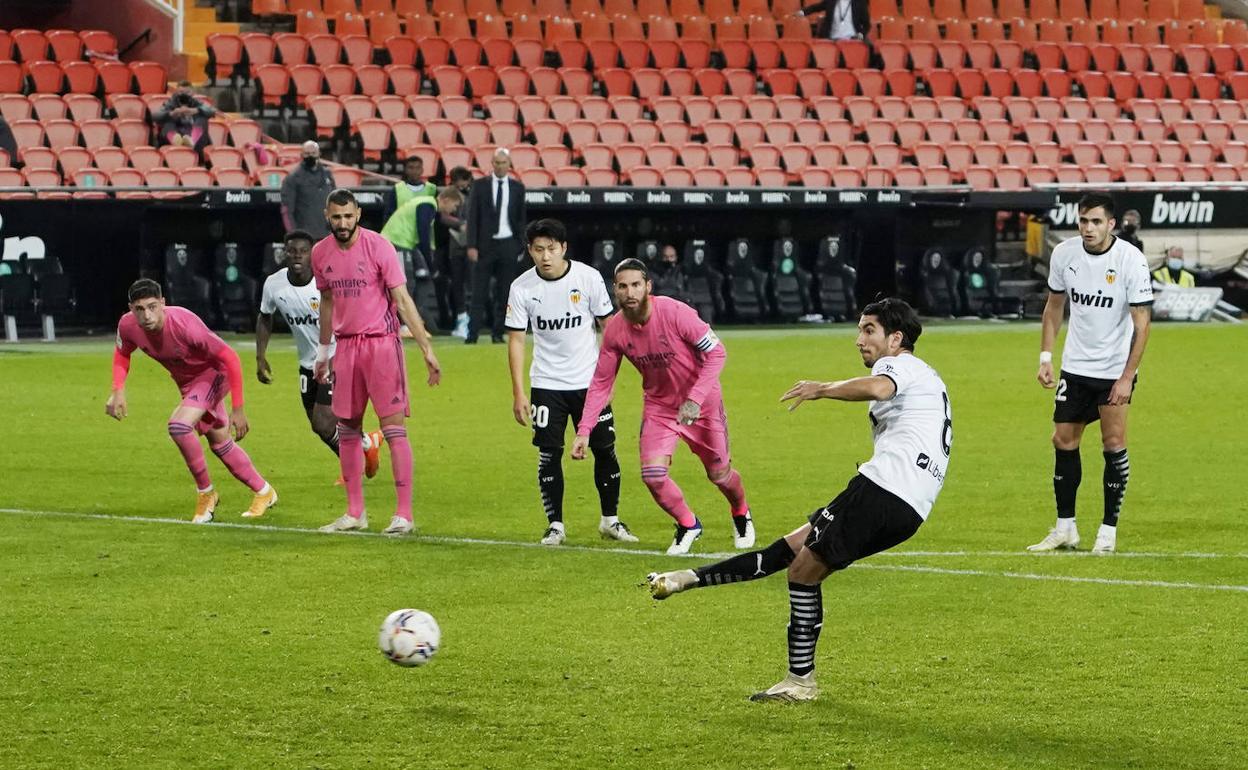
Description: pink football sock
xmin=337 ymin=426 xmax=365 ymax=518
xmin=168 ymin=421 xmax=212 ymax=490
xmin=209 ymin=439 xmax=267 ymax=493
xmin=712 ymin=468 xmax=750 ymax=517
xmin=383 ymin=425 xmax=413 ymax=522
xmin=641 ymin=465 xmax=698 ymax=528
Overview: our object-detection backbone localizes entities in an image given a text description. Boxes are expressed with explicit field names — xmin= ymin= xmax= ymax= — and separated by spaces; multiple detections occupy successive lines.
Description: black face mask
xmin=302 ymin=157 xmax=318 ymax=170
xmin=1121 ymin=223 xmax=1137 ymax=234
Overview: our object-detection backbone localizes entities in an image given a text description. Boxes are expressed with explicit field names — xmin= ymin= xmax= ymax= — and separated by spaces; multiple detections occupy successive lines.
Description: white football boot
xmin=749 ymin=673 xmax=819 ymax=703
xmin=599 ymin=519 xmax=639 ymax=543
xmin=540 ymin=523 xmax=565 ymax=546
xmin=1027 ymin=520 xmax=1080 ymax=551
xmin=732 ymin=511 xmax=756 ymax=549
xmin=1092 ymin=524 xmax=1116 ymax=555
xmin=319 ymin=512 xmax=368 ymax=532
xmin=666 ymin=519 xmax=703 ymax=555
xmin=382 ymin=516 xmax=414 ymax=536
xmin=645 ymin=569 xmax=697 ymax=600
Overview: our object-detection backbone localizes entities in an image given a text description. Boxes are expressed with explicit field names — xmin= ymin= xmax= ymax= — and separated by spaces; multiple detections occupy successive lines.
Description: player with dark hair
xmin=313 ymin=189 xmax=442 ymax=536
xmin=506 ymin=218 xmax=635 ymax=546
xmin=572 ymin=258 xmax=755 ymax=555
xmin=1030 ymin=192 xmax=1153 ymax=554
xmin=107 ymin=279 xmax=277 ymax=522
xmin=256 ymin=230 xmax=384 ymax=477
xmin=646 ymin=298 xmax=952 ymax=703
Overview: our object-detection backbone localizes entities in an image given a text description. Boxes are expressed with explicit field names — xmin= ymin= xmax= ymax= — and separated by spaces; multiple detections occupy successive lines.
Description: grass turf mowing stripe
xmin=4 ymin=507 xmax=1248 ymax=594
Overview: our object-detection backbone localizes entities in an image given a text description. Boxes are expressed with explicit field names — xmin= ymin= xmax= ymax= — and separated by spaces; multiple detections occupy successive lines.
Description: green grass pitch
xmin=1 ymin=322 xmax=1246 ymax=768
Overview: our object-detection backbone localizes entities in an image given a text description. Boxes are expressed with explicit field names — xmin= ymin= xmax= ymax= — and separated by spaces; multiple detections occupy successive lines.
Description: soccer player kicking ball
xmin=312 ymin=189 xmax=442 ymax=536
xmin=571 ymin=258 xmax=755 ymax=555
xmin=1030 ymin=193 xmax=1153 ymax=555
xmin=255 ymin=230 xmax=384 ymax=482
xmin=106 ymin=279 xmax=277 ymax=522
xmin=505 ymin=218 xmax=636 ymax=546
xmin=646 ymin=299 xmax=952 ymax=702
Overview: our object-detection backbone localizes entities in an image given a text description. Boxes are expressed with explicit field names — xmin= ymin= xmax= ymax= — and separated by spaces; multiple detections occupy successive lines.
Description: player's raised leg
xmin=1095 ymin=403 xmax=1130 ymax=554
xmin=1029 ymin=420 xmax=1085 ymax=551
xmin=647 ymin=523 xmax=806 ymax=599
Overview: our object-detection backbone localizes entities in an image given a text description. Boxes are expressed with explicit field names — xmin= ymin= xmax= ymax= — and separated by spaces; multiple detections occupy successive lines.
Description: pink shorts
xmin=638 ymin=401 xmax=731 ymax=470
xmin=178 ymin=369 xmax=229 ymax=434
xmin=332 ymin=334 xmax=409 ymax=420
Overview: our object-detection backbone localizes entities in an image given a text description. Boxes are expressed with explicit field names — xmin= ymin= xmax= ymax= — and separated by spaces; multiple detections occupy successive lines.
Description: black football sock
xmin=1102 ymin=449 xmax=1129 ymax=527
xmin=590 ymin=444 xmax=621 ymax=518
xmin=1054 ymin=447 xmax=1081 ymax=519
xmin=538 ymin=449 xmax=564 ymax=524
xmin=693 ymin=537 xmax=795 ymax=587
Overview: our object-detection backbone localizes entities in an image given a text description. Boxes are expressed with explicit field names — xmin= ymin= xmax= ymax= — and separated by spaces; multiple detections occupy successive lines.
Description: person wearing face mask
xmin=1152 ymin=246 xmax=1196 ymax=288
xmin=281 ymin=140 xmax=337 ymax=239
xmin=1116 ymin=209 xmax=1143 ymax=252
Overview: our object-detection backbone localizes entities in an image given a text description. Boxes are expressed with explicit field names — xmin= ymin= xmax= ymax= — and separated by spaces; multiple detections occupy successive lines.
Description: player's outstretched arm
xmin=106 ymin=347 xmax=131 ymax=420
xmin=389 ymin=284 xmax=441 ymax=386
xmin=1037 ymin=291 xmax=1066 ymax=388
xmin=507 ymin=330 xmax=529 ymax=426
xmin=255 ymin=312 xmax=274 ymax=384
xmin=781 ymin=376 xmax=895 ymax=410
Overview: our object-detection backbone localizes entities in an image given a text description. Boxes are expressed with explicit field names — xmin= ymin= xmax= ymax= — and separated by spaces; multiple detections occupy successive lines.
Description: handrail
xmin=143 ymin=0 xmax=184 ymax=53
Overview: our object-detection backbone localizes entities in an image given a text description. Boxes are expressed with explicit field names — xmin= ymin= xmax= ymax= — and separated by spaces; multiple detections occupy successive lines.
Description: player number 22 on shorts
xmin=530 ymin=404 xmax=549 ymax=428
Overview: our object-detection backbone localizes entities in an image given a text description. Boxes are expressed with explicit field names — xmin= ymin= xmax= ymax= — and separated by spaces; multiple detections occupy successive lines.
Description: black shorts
xmin=530 ymin=387 xmax=615 ymax=449
xmin=804 ymin=475 xmax=924 ymax=572
xmin=1053 ymin=369 xmax=1136 ymax=425
xmin=298 ymin=366 xmax=333 ymax=417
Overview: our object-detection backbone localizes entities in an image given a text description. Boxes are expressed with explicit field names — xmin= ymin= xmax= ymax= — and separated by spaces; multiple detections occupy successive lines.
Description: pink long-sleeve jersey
xmin=577 ymin=295 xmax=725 ymax=436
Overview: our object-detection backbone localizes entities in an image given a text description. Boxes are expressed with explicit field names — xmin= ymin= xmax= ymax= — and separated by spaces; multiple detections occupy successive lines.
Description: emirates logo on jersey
xmin=1105 ymin=268 xmax=1117 ymax=285
xmin=569 ymin=289 xmax=582 ymax=304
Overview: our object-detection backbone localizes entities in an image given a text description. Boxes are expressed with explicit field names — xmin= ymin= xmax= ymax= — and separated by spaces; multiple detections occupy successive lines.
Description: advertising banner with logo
xmin=1152 ymin=286 xmax=1223 ymax=321
xmin=1048 ymin=191 xmax=1243 ymax=229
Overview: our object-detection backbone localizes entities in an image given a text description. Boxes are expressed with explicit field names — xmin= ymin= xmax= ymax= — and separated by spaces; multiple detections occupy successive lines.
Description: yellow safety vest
xmin=380 ymin=194 xmax=437 ymax=251
xmin=394 ymin=180 xmax=437 ymax=210
xmin=1152 ymin=267 xmax=1195 ymax=288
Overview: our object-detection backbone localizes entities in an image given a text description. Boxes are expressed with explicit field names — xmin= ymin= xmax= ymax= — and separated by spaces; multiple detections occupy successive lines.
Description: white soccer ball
xmin=378 ymin=609 xmax=440 ymax=667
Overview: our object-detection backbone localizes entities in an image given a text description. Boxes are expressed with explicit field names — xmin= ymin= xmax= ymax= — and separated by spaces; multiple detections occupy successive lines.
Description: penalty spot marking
xmin=3 ymin=507 xmax=1247 ymax=595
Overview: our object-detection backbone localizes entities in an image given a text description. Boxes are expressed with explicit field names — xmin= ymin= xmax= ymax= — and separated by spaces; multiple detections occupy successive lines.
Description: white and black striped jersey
xmin=260 ymin=268 xmax=334 ymax=370
xmin=505 ymin=260 xmax=614 ymax=390
xmin=858 ymin=353 xmax=952 ymax=521
xmin=1048 ymin=236 xmax=1153 ymax=380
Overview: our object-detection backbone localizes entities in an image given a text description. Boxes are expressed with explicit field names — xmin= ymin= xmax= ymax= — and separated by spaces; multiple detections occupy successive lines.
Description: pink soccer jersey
xmin=578 ymin=296 xmax=726 ymax=435
xmin=311 ymin=228 xmax=406 ymax=337
xmin=116 ymin=305 xmax=228 ymax=387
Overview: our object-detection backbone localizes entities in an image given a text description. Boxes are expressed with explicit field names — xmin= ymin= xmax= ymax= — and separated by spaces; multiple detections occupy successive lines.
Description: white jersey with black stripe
xmin=505 ymin=260 xmax=614 ymax=390
xmin=1047 ymin=235 xmax=1153 ymax=380
xmin=857 ymin=353 xmax=952 ymax=521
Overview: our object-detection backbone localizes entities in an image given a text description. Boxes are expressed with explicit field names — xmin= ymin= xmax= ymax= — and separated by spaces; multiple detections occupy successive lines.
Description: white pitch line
xmin=3 ymin=507 xmax=1248 ymax=594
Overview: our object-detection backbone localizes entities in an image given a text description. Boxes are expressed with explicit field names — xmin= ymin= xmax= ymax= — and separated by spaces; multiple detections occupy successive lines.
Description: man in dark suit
xmin=794 ymin=0 xmax=869 ymax=40
xmin=465 ymin=148 xmax=527 ymax=344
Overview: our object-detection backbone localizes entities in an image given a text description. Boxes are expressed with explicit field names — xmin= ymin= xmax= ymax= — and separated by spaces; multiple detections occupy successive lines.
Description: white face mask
xmin=1167 ymin=258 xmax=1184 ymax=271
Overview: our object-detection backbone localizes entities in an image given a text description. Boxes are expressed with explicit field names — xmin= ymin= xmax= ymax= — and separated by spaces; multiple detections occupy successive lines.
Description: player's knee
xmin=1051 ymin=431 xmax=1079 ymax=451
xmin=167 ymin=420 xmax=194 ymax=439
xmin=641 ymin=465 xmax=669 ymax=492
xmin=706 ymin=464 xmax=731 ymax=483
xmin=311 ymin=414 xmax=337 ymax=441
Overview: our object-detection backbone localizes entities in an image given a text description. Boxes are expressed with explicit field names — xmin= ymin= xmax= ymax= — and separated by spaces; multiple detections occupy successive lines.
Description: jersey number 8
xmin=940 ymin=391 xmax=952 ymax=457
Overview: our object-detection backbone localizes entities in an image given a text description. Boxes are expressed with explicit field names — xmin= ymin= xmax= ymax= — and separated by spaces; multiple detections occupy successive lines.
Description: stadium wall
xmin=0 ymin=0 xmax=174 ymax=63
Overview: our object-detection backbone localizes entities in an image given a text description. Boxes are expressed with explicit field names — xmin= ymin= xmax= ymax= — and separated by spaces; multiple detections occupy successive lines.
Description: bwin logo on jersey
xmin=1070 ymin=289 xmax=1114 ymax=308
xmin=535 ymin=312 xmax=583 ymax=331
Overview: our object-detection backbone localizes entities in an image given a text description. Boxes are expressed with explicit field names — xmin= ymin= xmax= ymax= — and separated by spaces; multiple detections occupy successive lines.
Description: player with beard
xmin=571 ymin=259 xmax=755 ymax=555
xmin=645 ymin=298 xmax=952 ymax=703
xmin=256 ymin=229 xmax=384 ymax=480
xmin=312 ymin=189 xmax=441 ymax=536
